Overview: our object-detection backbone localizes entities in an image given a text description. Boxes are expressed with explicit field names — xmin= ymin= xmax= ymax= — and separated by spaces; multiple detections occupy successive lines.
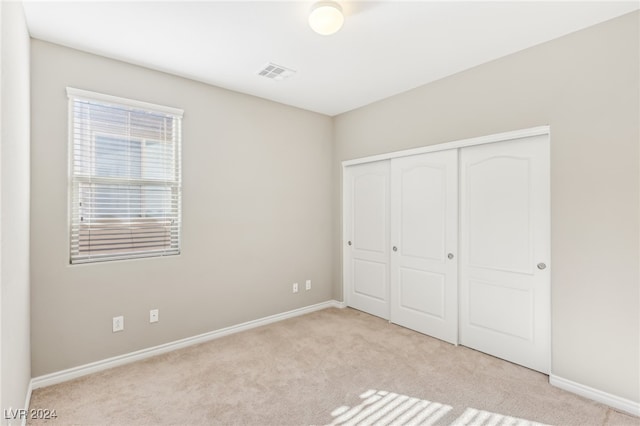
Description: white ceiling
xmin=22 ymin=1 xmax=639 ymax=116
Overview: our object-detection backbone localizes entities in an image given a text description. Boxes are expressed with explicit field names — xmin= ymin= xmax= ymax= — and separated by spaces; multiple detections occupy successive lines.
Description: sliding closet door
xmin=460 ymin=135 xmax=550 ymax=373
xmin=344 ymin=161 xmax=390 ymax=319
xmin=390 ymin=150 xmax=458 ymax=344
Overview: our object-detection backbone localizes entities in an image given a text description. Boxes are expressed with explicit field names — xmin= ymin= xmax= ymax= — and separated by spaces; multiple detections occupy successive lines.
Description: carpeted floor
xmin=28 ymin=307 xmax=639 ymax=425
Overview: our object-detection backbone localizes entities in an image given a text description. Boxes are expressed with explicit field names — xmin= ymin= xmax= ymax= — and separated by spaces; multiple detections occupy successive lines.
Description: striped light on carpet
xmin=328 ymin=389 xmax=549 ymax=426
xmin=451 ymin=407 xmax=549 ymax=426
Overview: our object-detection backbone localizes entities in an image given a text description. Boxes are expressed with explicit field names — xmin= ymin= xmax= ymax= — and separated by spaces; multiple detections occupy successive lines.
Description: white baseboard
xmin=31 ymin=300 xmax=345 ymax=390
xmin=550 ymin=374 xmax=640 ymax=417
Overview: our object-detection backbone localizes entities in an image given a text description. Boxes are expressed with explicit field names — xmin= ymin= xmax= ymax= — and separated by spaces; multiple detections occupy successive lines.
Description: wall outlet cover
xmin=112 ymin=316 xmax=124 ymax=332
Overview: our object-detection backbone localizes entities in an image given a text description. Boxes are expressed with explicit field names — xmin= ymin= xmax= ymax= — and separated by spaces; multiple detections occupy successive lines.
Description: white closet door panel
xmin=344 ymin=161 xmax=390 ymax=319
xmin=354 ymin=173 xmax=388 ymax=254
xmin=460 ymin=135 xmax=550 ymax=374
xmin=398 ymin=268 xmax=445 ymax=319
xmin=353 ymin=259 xmax=387 ymax=301
xmin=390 ymin=150 xmax=458 ymax=344
xmin=466 ymin=156 xmax=532 ymax=274
xmin=400 ymin=165 xmax=446 ymax=261
xmin=467 ymin=276 xmax=532 ymax=340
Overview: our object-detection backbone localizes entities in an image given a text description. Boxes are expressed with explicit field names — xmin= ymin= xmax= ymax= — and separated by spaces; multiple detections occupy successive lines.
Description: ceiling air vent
xmin=257 ymin=62 xmax=296 ymax=81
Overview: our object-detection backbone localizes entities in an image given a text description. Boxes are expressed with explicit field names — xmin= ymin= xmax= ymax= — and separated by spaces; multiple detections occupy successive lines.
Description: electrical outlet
xmin=305 ymin=279 xmax=311 ymax=290
xmin=150 ymin=309 xmax=159 ymax=323
xmin=293 ymin=282 xmax=299 ymax=293
xmin=112 ymin=316 xmax=124 ymax=332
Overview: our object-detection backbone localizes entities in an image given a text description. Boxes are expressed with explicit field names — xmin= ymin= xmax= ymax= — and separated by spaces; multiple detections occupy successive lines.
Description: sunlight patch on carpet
xmin=327 ymin=390 xmax=550 ymax=426
xmin=327 ymin=389 xmax=452 ymax=425
xmin=451 ymin=407 xmax=550 ymax=426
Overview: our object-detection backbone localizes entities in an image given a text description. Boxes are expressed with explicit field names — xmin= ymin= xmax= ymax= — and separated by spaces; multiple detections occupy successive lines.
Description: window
xmin=68 ymin=88 xmax=183 ymax=264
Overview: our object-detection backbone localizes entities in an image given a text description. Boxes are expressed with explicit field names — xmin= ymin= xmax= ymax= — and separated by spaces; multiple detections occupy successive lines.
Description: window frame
xmin=67 ymin=87 xmax=184 ymax=264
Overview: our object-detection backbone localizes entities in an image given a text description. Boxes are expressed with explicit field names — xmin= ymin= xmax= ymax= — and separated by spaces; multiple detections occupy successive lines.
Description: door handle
xmin=448 ymin=253 xmax=454 ymax=260
xmin=537 ymin=262 xmax=547 ymax=270
xmin=347 ymin=241 xmax=352 ymax=246
xmin=392 ymin=246 xmax=398 ymax=252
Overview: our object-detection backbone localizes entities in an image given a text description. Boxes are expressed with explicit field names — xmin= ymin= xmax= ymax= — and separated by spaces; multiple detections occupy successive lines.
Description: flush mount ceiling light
xmin=309 ymin=1 xmax=344 ymax=35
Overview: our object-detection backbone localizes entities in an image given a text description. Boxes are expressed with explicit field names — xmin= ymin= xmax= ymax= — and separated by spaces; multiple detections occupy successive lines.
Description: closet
xmin=343 ymin=127 xmax=550 ymax=374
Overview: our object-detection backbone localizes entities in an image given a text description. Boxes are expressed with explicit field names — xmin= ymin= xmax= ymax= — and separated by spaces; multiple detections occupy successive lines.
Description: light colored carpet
xmin=28 ymin=307 xmax=639 ymax=425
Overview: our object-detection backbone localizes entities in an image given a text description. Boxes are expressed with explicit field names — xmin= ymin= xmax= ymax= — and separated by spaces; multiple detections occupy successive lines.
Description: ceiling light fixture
xmin=309 ymin=1 xmax=344 ymax=36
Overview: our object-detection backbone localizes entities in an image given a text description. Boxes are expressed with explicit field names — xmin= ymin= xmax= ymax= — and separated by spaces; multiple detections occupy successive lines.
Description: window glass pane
xmin=92 ymin=184 xmax=143 ymax=219
xmin=95 ymin=136 xmax=142 ymax=179
xmin=68 ymin=89 xmax=182 ymax=264
xmin=143 ymin=141 xmax=172 ymax=180
xmin=142 ymin=186 xmax=172 ymax=218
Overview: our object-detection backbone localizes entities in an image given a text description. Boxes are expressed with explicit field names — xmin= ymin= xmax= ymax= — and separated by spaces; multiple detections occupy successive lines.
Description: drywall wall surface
xmin=30 ymin=40 xmax=333 ymax=376
xmin=334 ymin=12 xmax=639 ymax=403
xmin=1 ymin=1 xmax=31 ymax=422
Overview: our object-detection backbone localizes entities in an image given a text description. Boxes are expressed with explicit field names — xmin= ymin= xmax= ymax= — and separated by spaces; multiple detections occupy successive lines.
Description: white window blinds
xmin=68 ymin=88 xmax=183 ymax=264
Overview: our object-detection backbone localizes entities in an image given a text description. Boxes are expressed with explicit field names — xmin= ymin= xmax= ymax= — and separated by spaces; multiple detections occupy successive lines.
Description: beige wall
xmin=1 ymin=1 xmax=31 ymax=420
xmin=333 ymin=11 xmax=639 ymax=402
xmin=30 ymin=40 xmax=333 ymax=376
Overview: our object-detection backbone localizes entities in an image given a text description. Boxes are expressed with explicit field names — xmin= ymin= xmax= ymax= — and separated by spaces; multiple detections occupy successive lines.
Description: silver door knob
xmin=537 ymin=262 xmax=547 ymax=270
xmin=392 ymin=246 xmax=398 ymax=252
xmin=448 ymin=253 xmax=454 ymax=260
xmin=347 ymin=241 xmax=352 ymax=246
